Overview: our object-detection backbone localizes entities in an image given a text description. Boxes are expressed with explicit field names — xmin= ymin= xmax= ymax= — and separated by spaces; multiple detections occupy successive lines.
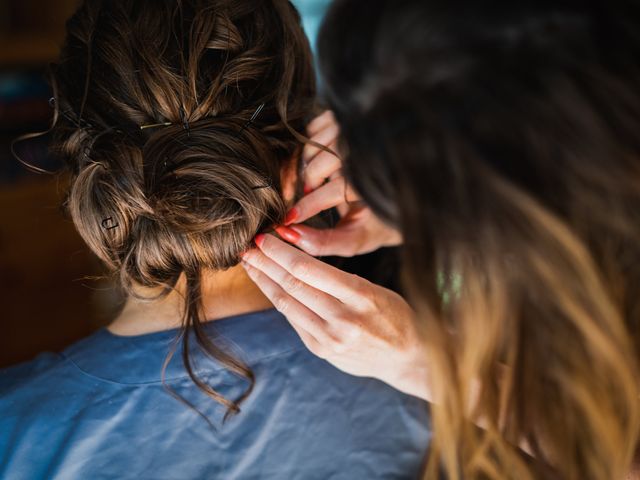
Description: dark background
xmin=0 ymin=0 xmax=117 ymax=369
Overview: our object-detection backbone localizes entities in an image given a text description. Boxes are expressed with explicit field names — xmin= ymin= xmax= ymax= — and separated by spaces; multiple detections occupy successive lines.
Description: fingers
xmin=243 ymin=247 xmax=344 ymax=319
xmin=276 ymin=224 xmax=359 ymax=258
xmin=302 ymin=127 xmax=340 ymax=166
xmin=303 ymin=148 xmax=342 ymax=191
xmin=307 ymin=110 xmax=336 ymax=137
xmin=241 ymin=261 xmax=332 ymax=346
xmin=249 ymin=234 xmax=363 ymax=303
xmin=303 ymin=111 xmax=340 ymax=178
xmin=286 ymin=176 xmax=360 ymax=225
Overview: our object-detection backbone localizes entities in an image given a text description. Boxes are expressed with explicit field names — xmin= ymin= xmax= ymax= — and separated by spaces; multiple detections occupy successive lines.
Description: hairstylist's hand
xmin=276 ymin=111 xmax=402 ymax=257
xmin=241 ymin=233 xmax=431 ymax=401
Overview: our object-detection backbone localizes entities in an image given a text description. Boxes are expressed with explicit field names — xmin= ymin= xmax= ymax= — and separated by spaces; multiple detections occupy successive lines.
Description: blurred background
xmin=0 ymin=0 xmax=397 ymax=369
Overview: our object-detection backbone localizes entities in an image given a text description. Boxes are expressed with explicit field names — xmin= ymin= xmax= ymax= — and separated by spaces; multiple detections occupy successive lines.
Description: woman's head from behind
xmin=51 ymin=0 xmax=315 ymax=413
xmin=320 ymin=0 xmax=640 ymax=479
xmin=54 ymin=0 xmax=314 ymax=284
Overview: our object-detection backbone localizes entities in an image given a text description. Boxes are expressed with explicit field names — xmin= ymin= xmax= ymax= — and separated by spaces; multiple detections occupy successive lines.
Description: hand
xmin=275 ymin=111 xmax=402 ymax=257
xmin=241 ymin=233 xmax=431 ymax=401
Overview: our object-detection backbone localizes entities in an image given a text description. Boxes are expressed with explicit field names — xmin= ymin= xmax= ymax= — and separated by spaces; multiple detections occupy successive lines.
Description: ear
xmin=280 ymin=153 xmax=299 ymax=205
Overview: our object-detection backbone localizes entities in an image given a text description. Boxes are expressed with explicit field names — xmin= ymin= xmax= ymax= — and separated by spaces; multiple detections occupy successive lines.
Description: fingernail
xmin=284 ymin=208 xmax=299 ymax=226
xmin=275 ymin=226 xmax=301 ymax=244
xmin=254 ymin=234 xmax=266 ymax=248
xmin=303 ymin=184 xmax=313 ymax=194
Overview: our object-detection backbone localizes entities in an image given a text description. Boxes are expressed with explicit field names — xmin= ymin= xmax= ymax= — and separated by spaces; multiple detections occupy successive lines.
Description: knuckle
xmin=289 ymin=257 xmax=311 ymax=280
xmin=330 ymin=336 xmax=348 ymax=354
xmin=339 ymin=322 xmax=362 ymax=347
xmin=311 ymin=344 xmax=329 ymax=359
xmin=281 ymin=274 xmax=302 ymax=295
xmin=358 ymin=293 xmax=378 ymax=313
xmin=329 ymin=308 xmax=349 ymax=324
xmin=346 ymin=323 xmax=363 ymax=343
xmin=272 ymin=294 xmax=290 ymax=314
xmin=302 ymin=334 xmax=329 ymax=359
xmin=347 ymin=276 xmax=377 ymax=311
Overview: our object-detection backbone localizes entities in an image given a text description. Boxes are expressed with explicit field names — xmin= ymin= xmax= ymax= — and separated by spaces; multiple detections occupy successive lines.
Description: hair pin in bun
xmin=139 ymin=122 xmax=172 ymax=131
xmin=238 ymin=103 xmax=265 ymax=136
xmin=101 ymin=217 xmax=119 ymax=231
xmin=251 ymin=175 xmax=273 ymax=191
xmin=49 ymin=96 xmax=93 ymax=130
xmin=179 ymin=106 xmax=190 ymax=138
xmin=138 ymin=103 xmax=266 ymax=137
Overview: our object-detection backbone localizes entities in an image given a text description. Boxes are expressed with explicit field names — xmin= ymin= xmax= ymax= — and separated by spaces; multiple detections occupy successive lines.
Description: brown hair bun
xmin=50 ymin=0 xmax=316 ymax=415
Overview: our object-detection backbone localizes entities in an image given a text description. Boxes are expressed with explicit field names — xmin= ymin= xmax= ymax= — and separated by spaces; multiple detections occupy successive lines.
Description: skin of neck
xmin=108 ymin=155 xmax=298 ymax=336
xmin=108 ymin=266 xmax=274 ymax=336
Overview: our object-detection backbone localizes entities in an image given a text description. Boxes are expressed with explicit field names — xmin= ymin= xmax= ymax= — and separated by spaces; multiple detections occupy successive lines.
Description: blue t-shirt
xmin=0 ymin=309 xmax=430 ymax=479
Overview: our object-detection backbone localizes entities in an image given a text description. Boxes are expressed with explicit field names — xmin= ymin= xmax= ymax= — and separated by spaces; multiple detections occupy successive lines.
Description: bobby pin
xmin=251 ymin=174 xmax=273 ymax=190
xmin=49 ymin=97 xmax=93 ymax=129
xmin=101 ymin=217 xmax=119 ymax=230
xmin=180 ymin=106 xmax=191 ymax=138
xmin=140 ymin=122 xmax=173 ymax=130
xmin=139 ymin=108 xmax=191 ymax=134
xmin=238 ymin=103 xmax=266 ymax=136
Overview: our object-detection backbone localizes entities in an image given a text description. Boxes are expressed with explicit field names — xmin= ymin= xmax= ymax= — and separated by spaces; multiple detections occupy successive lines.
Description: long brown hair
xmin=320 ymin=0 xmax=640 ymax=478
xmin=46 ymin=0 xmax=315 ymax=416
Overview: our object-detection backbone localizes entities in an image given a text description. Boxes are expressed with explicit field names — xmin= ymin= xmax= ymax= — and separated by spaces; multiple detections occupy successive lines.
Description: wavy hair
xmin=45 ymin=0 xmax=315 ymax=416
xmin=320 ymin=0 xmax=640 ymax=478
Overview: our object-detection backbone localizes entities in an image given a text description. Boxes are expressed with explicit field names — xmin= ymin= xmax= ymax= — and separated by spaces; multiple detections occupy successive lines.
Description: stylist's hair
xmin=48 ymin=0 xmax=315 ymax=415
xmin=320 ymin=0 xmax=640 ymax=478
